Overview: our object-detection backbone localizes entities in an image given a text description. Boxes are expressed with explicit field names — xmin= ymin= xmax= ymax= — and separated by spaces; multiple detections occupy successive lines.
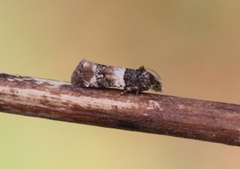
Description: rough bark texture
xmin=0 ymin=73 xmax=240 ymax=146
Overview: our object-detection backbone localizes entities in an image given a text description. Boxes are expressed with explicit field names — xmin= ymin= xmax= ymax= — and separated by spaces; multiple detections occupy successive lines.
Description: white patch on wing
xmin=89 ymin=64 xmax=97 ymax=86
xmin=112 ymin=67 xmax=126 ymax=87
xmin=81 ymin=61 xmax=97 ymax=87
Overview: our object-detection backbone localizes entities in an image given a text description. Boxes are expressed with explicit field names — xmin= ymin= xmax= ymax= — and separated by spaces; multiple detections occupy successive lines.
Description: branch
xmin=0 ymin=73 xmax=240 ymax=146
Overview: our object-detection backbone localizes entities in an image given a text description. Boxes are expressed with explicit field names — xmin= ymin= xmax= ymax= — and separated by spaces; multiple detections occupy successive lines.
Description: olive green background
xmin=0 ymin=1 xmax=240 ymax=169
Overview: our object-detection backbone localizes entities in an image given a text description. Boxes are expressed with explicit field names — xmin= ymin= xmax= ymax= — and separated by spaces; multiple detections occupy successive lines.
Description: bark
xmin=0 ymin=73 xmax=240 ymax=146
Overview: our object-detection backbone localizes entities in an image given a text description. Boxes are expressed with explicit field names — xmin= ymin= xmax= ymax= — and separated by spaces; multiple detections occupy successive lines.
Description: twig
xmin=0 ymin=73 xmax=239 ymax=146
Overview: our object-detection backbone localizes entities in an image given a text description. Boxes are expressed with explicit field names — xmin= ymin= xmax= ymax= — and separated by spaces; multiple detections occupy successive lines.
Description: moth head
xmin=146 ymin=68 xmax=164 ymax=92
xmin=151 ymin=78 xmax=163 ymax=92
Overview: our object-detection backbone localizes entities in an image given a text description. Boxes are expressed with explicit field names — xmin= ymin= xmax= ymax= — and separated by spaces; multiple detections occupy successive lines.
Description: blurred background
xmin=0 ymin=0 xmax=240 ymax=169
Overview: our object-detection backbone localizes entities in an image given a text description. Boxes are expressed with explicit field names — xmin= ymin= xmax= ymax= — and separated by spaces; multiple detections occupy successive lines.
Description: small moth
xmin=71 ymin=59 xmax=163 ymax=96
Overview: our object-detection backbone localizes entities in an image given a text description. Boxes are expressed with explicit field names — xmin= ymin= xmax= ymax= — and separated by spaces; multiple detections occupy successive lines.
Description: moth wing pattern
xmin=71 ymin=59 xmax=163 ymax=95
xmin=71 ymin=60 xmax=98 ymax=87
xmin=71 ymin=59 xmax=126 ymax=89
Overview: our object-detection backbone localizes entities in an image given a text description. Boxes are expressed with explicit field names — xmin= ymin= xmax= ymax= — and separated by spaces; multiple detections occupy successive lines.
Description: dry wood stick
xmin=0 ymin=73 xmax=239 ymax=146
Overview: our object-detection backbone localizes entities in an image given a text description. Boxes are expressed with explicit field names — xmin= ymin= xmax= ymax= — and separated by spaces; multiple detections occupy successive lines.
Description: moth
xmin=71 ymin=59 xmax=163 ymax=96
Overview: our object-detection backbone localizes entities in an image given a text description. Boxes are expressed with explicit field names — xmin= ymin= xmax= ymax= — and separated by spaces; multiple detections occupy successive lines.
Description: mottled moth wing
xmin=71 ymin=59 xmax=163 ymax=94
xmin=71 ymin=59 xmax=125 ymax=89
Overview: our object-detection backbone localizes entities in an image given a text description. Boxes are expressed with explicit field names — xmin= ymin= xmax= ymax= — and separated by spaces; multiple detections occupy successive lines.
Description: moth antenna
xmin=146 ymin=68 xmax=161 ymax=80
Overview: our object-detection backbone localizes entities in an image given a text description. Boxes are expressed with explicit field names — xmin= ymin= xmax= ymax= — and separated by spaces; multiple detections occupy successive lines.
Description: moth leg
xmin=116 ymin=89 xmax=129 ymax=98
xmin=135 ymin=90 xmax=140 ymax=95
xmin=116 ymin=87 xmax=143 ymax=98
xmin=116 ymin=86 xmax=135 ymax=98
